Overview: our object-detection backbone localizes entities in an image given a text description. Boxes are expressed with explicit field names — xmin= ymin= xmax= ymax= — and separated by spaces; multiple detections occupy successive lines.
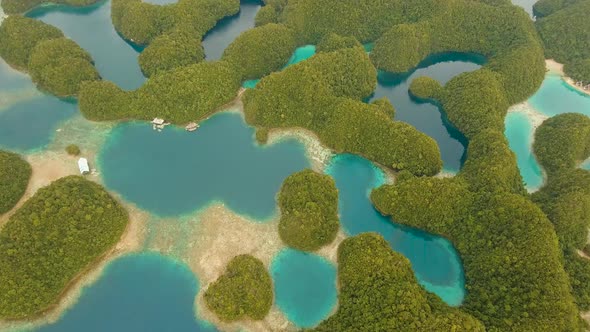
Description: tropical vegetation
xmin=0 ymin=176 xmax=128 ymax=319
xmin=1 ymin=0 xmax=98 ymax=14
xmin=204 ymin=255 xmax=273 ymax=321
xmin=278 ymin=170 xmax=339 ymax=252
xmin=0 ymin=151 xmax=31 ymax=215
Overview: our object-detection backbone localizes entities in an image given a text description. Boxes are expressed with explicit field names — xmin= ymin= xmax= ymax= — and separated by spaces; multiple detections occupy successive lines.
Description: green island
xmin=535 ymin=0 xmax=590 ymax=84
xmin=0 ymin=16 xmax=99 ymax=97
xmin=0 ymin=150 xmax=32 ymax=215
xmin=278 ymin=169 xmax=339 ymax=252
xmin=204 ymin=254 xmax=273 ymax=322
xmin=0 ymin=176 xmax=129 ymax=319
xmin=311 ymin=233 xmax=485 ymax=331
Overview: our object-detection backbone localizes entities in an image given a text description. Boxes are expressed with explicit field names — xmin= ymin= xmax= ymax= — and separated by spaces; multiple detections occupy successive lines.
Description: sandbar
xmin=546 ymin=59 xmax=590 ymax=97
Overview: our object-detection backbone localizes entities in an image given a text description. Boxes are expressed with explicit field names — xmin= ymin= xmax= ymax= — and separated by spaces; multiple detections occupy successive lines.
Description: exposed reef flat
xmin=268 ymin=128 xmax=333 ymax=172
xmin=507 ymin=101 xmax=549 ymax=130
xmin=546 ymin=59 xmax=590 ymax=97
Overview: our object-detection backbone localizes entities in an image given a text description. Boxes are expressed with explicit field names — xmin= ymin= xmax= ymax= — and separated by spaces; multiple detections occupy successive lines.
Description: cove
xmin=98 ymin=112 xmax=309 ymax=218
xmin=325 ymin=154 xmax=466 ymax=306
xmin=529 ymin=73 xmax=590 ymax=117
xmin=36 ymin=253 xmax=216 ymax=332
xmin=27 ymin=0 xmax=145 ymax=90
xmin=271 ymin=249 xmax=337 ymax=328
xmin=504 ymin=112 xmax=544 ymax=191
xmin=242 ymin=45 xmax=317 ymax=88
xmin=371 ymin=53 xmax=486 ymax=173
xmin=202 ymin=0 xmax=262 ymax=61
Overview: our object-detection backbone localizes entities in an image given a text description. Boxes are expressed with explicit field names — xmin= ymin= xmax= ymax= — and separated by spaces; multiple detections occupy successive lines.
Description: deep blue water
xmin=271 ymin=249 xmax=337 ymax=328
xmin=37 ymin=253 xmax=217 ymax=332
xmin=202 ymin=0 xmax=262 ymax=61
xmin=372 ymin=53 xmax=486 ymax=173
xmin=98 ymin=112 xmax=309 ymax=218
xmin=27 ymin=0 xmax=146 ymax=90
xmin=325 ymin=154 xmax=466 ymax=306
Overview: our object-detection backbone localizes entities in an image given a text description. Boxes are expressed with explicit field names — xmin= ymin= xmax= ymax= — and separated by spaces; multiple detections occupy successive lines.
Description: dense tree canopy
xmin=1 ymin=0 xmax=98 ymax=14
xmin=243 ymin=47 xmax=442 ymax=176
xmin=112 ymin=0 xmax=239 ymax=75
xmin=0 ymin=176 xmax=128 ymax=319
xmin=0 ymin=151 xmax=31 ymax=215
xmin=312 ymin=233 xmax=485 ymax=331
xmin=0 ymin=16 xmax=99 ymax=97
xmin=533 ymin=0 xmax=585 ymax=17
xmin=278 ymin=170 xmax=339 ymax=251
xmin=0 ymin=16 xmax=63 ymax=71
xmin=79 ymin=61 xmax=241 ymax=124
xmin=221 ymin=24 xmax=297 ymax=81
xmin=204 ymin=255 xmax=273 ymax=321
xmin=29 ymin=38 xmax=100 ymax=97
xmin=564 ymin=59 xmax=590 ymax=85
xmin=533 ymin=113 xmax=590 ymax=176
xmin=316 ymin=33 xmax=362 ymax=53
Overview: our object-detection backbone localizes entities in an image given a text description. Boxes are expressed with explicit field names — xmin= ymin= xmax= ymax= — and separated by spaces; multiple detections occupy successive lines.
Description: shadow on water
xmin=371 ymin=52 xmax=486 ymax=173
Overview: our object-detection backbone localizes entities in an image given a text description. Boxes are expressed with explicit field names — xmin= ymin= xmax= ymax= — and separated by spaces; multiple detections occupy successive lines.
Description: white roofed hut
xmin=78 ymin=158 xmax=90 ymax=175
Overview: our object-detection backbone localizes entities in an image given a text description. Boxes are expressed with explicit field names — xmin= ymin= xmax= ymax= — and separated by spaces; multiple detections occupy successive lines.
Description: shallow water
xmin=372 ymin=53 xmax=485 ymax=173
xmin=242 ymin=45 xmax=317 ymax=88
xmin=529 ymin=73 xmax=590 ymax=117
xmin=27 ymin=0 xmax=145 ymax=90
xmin=271 ymin=249 xmax=337 ymax=328
xmin=325 ymin=154 xmax=466 ymax=306
xmin=504 ymin=112 xmax=544 ymax=191
xmin=37 ymin=253 xmax=217 ymax=332
xmin=202 ymin=0 xmax=262 ymax=61
xmin=98 ymin=112 xmax=309 ymax=218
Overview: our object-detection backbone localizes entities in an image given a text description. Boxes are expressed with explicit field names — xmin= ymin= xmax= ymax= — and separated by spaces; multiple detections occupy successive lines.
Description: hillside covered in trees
xmin=0 ymin=151 xmax=31 ymax=215
xmin=0 ymin=176 xmax=128 ymax=319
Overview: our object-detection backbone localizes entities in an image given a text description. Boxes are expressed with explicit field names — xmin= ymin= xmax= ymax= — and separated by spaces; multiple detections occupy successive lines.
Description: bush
xmin=533 ymin=113 xmax=590 ymax=176
xmin=1 ymin=0 xmax=99 ymax=14
xmin=0 ymin=176 xmax=128 ymax=319
xmin=222 ymin=24 xmax=297 ymax=81
xmin=255 ymin=128 xmax=269 ymax=144
xmin=0 ymin=16 xmax=63 ymax=70
xmin=278 ymin=170 xmax=339 ymax=251
xmin=0 ymin=151 xmax=31 ymax=215
xmin=204 ymin=255 xmax=273 ymax=321
xmin=312 ymin=233 xmax=485 ymax=331
xmin=29 ymin=38 xmax=100 ymax=97
xmin=65 ymin=144 xmax=81 ymax=156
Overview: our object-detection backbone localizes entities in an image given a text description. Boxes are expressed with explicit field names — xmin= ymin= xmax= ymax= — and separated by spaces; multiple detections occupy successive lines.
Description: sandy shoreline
xmin=546 ymin=59 xmax=590 ymax=97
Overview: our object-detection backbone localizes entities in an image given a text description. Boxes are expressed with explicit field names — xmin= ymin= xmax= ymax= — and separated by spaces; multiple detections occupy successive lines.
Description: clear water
xmin=271 ymin=249 xmax=337 ymax=328
xmin=27 ymin=0 xmax=146 ymax=90
xmin=202 ymin=0 xmax=262 ymax=61
xmin=529 ymin=73 xmax=590 ymax=117
xmin=504 ymin=112 xmax=544 ymax=191
xmin=372 ymin=53 xmax=486 ymax=173
xmin=242 ymin=45 xmax=317 ymax=88
xmin=98 ymin=112 xmax=309 ymax=218
xmin=325 ymin=154 xmax=466 ymax=306
xmin=37 ymin=253 xmax=217 ymax=332
xmin=0 ymin=97 xmax=77 ymax=153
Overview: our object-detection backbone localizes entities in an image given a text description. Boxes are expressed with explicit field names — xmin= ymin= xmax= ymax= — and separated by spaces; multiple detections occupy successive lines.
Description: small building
xmin=186 ymin=122 xmax=199 ymax=132
xmin=78 ymin=158 xmax=90 ymax=175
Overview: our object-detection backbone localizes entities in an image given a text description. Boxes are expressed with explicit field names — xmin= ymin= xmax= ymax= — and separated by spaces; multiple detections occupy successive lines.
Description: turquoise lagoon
xmin=202 ymin=0 xmax=262 ymax=61
xmin=37 ymin=253 xmax=217 ymax=332
xmin=271 ymin=249 xmax=337 ymax=328
xmin=325 ymin=154 xmax=466 ymax=306
xmin=372 ymin=53 xmax=486 ymax=173
xmin=504 ymin=112 xmax=544 ymax=191
xmin=28 ymin=0 xmax=145 ymax=90
xmin=98 ymin=112 xmax=309 ymax=218
xmin=529 ymin=73 xmax=590 ymax=117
